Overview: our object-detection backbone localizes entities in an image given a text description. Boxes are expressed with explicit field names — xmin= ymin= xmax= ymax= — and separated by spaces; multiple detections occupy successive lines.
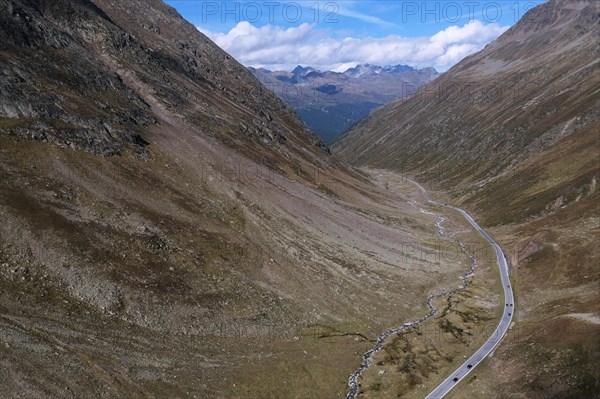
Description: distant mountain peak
xmin=255 ymin=64 xmax=436 ymax=79
xmin=249 ymin=63 xmax=439 ymax=143
xmin=342 ymin=64 xmax=420 ymax=78
xmin=291 ymin=65 xmax=317 ymax=76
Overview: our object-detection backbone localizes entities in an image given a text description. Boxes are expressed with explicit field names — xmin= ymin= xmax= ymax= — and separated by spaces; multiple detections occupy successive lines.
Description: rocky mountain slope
xmin=0 ymin=1 xmax=477 ymax=398
xmin=0 ymin=0 xmax=330 ymax=164
xmin=335 ymin=1 xmax=600 ymax=397
xmin=250 ymin=64 xmax=438 ymax=143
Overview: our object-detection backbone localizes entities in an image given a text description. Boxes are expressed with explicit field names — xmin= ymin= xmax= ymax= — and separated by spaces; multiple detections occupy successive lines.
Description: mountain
xmin=249 ymin=64 xmax=439 ymax=144
xmin=0 ymin=0 xmax=337 ymax=164
xmin=343 ymin=63 xmax=418 ymax=78
xmin=0 ymin=1 xmax=478 ymax=398
xmin=334 ymin=1 xmax=599 ymax=397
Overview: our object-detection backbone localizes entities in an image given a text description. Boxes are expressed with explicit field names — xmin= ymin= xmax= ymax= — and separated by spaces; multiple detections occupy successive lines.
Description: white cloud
xmin=198 ymin=20 xmax=508 ymax=72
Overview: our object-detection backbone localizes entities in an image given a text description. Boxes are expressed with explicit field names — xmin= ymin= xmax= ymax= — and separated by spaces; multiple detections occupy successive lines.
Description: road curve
xmin=405 ymin=177 xmax=515 ymax=399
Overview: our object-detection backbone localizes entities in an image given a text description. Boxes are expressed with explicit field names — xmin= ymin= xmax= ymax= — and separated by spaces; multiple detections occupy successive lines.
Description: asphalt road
xmin=405 ymin=178 xmax=515 ymax=399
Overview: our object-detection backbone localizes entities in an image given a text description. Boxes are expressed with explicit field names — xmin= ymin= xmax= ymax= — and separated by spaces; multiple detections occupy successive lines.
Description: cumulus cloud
xmin=198 ymin=20 xmax=508 ymax=72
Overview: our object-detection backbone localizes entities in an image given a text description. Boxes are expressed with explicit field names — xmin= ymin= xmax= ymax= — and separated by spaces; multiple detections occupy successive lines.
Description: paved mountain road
xmin=406 ymin=177 xmax=515 ymax=399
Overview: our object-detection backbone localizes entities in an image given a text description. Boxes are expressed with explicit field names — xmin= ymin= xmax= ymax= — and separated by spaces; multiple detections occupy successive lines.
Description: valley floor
xmin=1 ymin=150 xmax=596 ymax=398
xmin=0 ymin=137 xmax=498 ymax=398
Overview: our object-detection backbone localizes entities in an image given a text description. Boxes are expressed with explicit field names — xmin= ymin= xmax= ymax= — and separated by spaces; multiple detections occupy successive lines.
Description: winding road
xmin=409 ymin=178 xmax=515 ymax=398
xmin=347 ymin=177 xmax=515 ymax=399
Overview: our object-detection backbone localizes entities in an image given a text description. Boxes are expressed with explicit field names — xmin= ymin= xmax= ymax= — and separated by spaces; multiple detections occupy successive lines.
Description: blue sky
xmin=166 ymin=1 xmax=546 ymax=71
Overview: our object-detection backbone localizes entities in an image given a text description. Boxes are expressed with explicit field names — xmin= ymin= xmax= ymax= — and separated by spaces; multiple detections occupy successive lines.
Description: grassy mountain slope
xmin=334 ymin=1 xmax=600 ymax=397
